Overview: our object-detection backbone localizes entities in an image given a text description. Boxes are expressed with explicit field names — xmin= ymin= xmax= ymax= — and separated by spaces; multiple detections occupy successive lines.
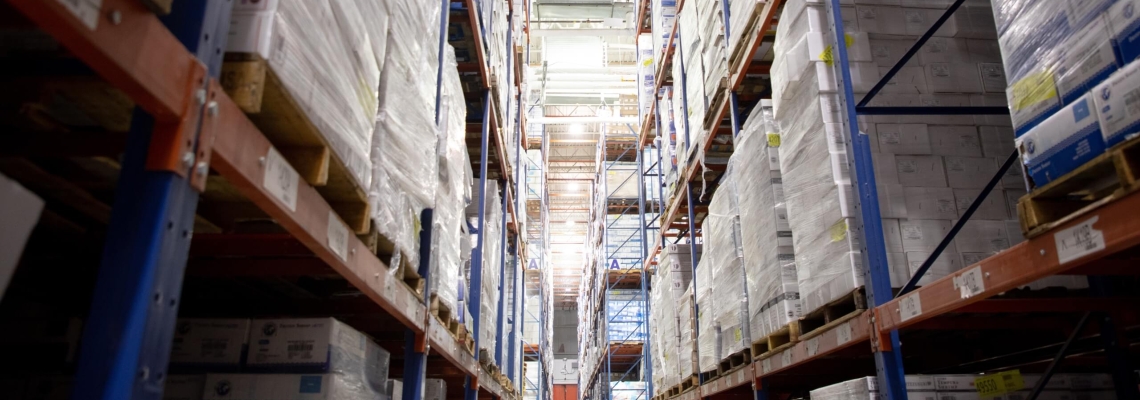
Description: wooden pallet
xmin=728 ymin=0 xmax=780 ymax=74
xmin=220 ymin=55 xmax=371 ymax=235
xmin=717 ymin=348 xmax=752 ymax=376
xmin=1018 ymin=136 xmax=1140 ymax=238
xmin=699 ymin=369 xmax=719 ymax=384
xmin=679 ymin=375 xmax=700 ymax=396
xmin=702 ymin=79 xmax=729 ymax=132
xmin=751 ymin=322 xmax=800 ymax=359
xmin=458 ymin=324 xmax=475 ymax=354
xmin=797 ymin=287 xmax=867 ymax=338
xmin=430 ymin=294 xmax=462 ymax=337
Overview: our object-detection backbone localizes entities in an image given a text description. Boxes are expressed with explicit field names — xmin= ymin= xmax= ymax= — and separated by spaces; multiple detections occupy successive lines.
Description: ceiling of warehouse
xmin=527 ymin=0 xmax=639 ymax=306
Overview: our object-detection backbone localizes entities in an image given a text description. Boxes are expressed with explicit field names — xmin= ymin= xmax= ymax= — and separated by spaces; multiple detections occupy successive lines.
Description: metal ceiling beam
xmin=530 ymin=28 xmax=634 ymax=37
xmin=529 ymin=116 xmax=639 ymax=124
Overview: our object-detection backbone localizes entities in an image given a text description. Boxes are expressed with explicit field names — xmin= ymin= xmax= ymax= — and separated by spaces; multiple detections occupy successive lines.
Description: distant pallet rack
xmin=2 ymin=0 xmax=529 ymax=399
xmin=635 ymin=1 xmax=1140 ymax=400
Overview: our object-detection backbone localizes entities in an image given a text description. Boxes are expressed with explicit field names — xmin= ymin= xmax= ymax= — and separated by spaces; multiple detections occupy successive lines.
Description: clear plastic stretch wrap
xmin=677 ymin=284 xmax=696 ymax=378
xmin=702 ymin=168 xmax=750 ymax=359
xmin=431 ymin=45 xmax=473 ymax=316
xmin=728 ymin=0 xmax=764 ymax=59
xmin=607 ymin=290 xmax=647 ymax=342
xmin=479 ymin=180 xmax=503 ymax=359
xmin=202 ymin=373 xmax=387 ymax=399
xmin=371 ymin=0 xmax=444 ymax=271
xmin=695 ymin=253 xmax=717 ymax=373
xmin=735 ymin=102 xmax=802 ymax=341
xmin=228 ymin=0 xmax=383 ymax=190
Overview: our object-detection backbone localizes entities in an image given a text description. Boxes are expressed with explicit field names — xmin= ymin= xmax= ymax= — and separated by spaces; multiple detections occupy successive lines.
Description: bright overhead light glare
xmin=565 ymin=220 xmax=574 ymax=226
xmin=568 ymin=124 xmax=584 ymax=134
xmin=568 ymin=182 xmax=579 ymax=191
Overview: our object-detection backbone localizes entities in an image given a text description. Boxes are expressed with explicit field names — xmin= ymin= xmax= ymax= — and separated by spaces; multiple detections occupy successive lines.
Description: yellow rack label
xmin=975 ymin=370 xmax=1024 ymax=396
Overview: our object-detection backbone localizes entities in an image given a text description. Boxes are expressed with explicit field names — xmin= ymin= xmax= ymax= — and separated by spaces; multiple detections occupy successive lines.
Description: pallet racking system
xmin=1 ymin=0 xmax=534 ymax=399
xmin=635 ymin=1 xmax=1140 ymax=400
xmin=578 ymin=121 xmax=661 ymax=400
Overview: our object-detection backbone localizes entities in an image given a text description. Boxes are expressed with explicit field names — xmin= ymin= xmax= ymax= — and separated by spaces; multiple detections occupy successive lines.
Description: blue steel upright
xmin=71 ymin=2 xmax=231 ymax=400
xmin=466 ymin=91 xmax=493 ymax=400
xmin=636 ymin=143 xmax=654 ymax=399
xmin=824 ymin=1 xmax=908 ymax=400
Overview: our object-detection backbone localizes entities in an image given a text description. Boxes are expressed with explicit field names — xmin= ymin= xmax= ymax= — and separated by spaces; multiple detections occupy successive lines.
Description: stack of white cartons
xmin=810 ymin=376 xmax=937 ymax=400
xmin=639 ymin=34 xmax=657 ymax=124
xmin=997 ymin=0 xmax=1140 ymax=192
xmin=935 ymin=373 xmax=1117 ymax=400
xmin=677 ymin=284 xmax=697 ymax=380
xmin=653 ymin=0 xmax=679 ymax=60
xmin=431 ymin=45 xmax=474 ymax=317
xmin=465 ymin=180 xmax=503 ymax=361
xmin=771 ymin=0 xmax=1060 ymax=316
xmin=734 ymin=101 xmax=802 ymax=341
xmin=699 ymin=169 xmax=750 ymax=363
xmin=200 ymin=318 xmax=392 ymax=399
xmin=696 ymin=0 xmax=727 ymax=106
xmin=169 ymin=319 xmax=251 ymax=371
xmin=694 ymin=247 xmax=717 ymax=374
xmin=679 ymin=0 xmax=707 ymax=156
xmin=373 ymin=0 xmax=445 ymax=271
xmin=227 ymin=0 xmax=386 ymax=193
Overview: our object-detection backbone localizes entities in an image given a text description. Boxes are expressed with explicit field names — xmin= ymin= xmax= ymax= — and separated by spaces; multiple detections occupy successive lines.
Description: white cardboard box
xmin=944 ymin=156 xmax=996 ymax=189
xmin=955 ymin=219 xmax=1012 ymax=254
xmin=0 ymin=172 xmax=43 ymax=301
xmin=896 ymin=156 xmax=947 ymax=187
xmin=425 ymin=378 xmax=447 ymax=400
xmin=1018 ymin=94 xmax=1106 ymax=186
xmin=905 ymin=187 xmax=959 ymax=219
xmin=929 ymin=125 xmax=982 ymax=157
xmin=953 ymin=188 xmax=1009 ymax=220
xmin=171 ymin=319 xmax=251 ymax=367
xmin=906 ymin=250 xmax=963 ymax=285
xmin=979 ymin=126 xmax=1016 ymax=157
xmin=878 ymin=124 xmax=932 ymax=155
xmin=202 ymin=374 xmax=376 ymax=399
xmin=927 ymin=63 xmax=984 ymax=94
xmin=900 ymin=219 xmax=955 ymax=253
xmin=164 ymin=375 xmax=206 ymax=400
xmin=1095 ymin=59 xmax=1140 ymax=148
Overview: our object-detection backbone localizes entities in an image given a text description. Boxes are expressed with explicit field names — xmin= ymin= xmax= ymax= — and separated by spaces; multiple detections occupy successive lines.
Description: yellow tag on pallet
xmin=1009 ymin=71 xmax=1057 ymax=112
xmin=820 ymin=46 xmax=835 ymax=66
xmin=975 ymin=370 xmax=1024 ymax=397
xmin=767 ymin=133 xmax=781 ymax=147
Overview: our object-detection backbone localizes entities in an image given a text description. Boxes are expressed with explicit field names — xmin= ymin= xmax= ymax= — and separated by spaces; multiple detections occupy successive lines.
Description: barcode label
xmin=327 ymin=210 xmax=349 ymax=261
xmin=1054 ymin=216 xmax=1105 ymax=264
xmin=900 ymin=294 xmax=923 ymax=322
xmin=56 ymin=0 xmax=101 ymax=30
xmin=287 ymin=343 xmax=313 ymax=351
xmin=263 ymin=148 xmax=298 ymax=212
xmin=806 ymin=337 xmax=820 ymax=356
xmin=953 ymin=266 xmax=985 ymax=299
xmin=836 ymin=322 xmax=853 ymax=345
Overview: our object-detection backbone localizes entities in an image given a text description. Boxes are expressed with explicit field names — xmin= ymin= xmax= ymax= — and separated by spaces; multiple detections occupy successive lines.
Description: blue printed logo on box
xmin=299 ymin=376 xmax=323 ymax=394
xmin=261 ymin=323 xmax=277 ymax=336
xmin=1074 ymin=98 xmax=1093 ymax=121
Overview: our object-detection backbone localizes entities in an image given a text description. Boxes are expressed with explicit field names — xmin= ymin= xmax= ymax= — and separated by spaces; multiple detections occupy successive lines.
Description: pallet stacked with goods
xmin=523 ymin=146 xmax=552 ymax=400
xmin=635 ymin=1 xmax=1140 ymax=400
xmin=0 ymin=0 xmax=534 ymax=399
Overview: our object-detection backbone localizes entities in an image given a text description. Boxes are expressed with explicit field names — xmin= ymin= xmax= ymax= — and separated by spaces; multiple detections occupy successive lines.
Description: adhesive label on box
xmin=1054 ymin=215 xmax=1106 ymax=264
xmin=780 ymin=351 xmax=792 ymax=367
xmin=902 ymin=225 xmax=923 ymax=241
xmin=56 ymin=0 xmax=101 ymax=30
xmin=953 ymin=266 xmax=985 ymax=299
xmin=899 ymin=293 xmax=923 ymax=322
xmin=829 ymin=219 xmax=848 ymax=242
xmin=761 ymin=358 xmax=771 ymax=374
xmin=263 ymin=148 xmax=299 ymax=212
xmin=806 ymin=337 xmax=820 ymax=356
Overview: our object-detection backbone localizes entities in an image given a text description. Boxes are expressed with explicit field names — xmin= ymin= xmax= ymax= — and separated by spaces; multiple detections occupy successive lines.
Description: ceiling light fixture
xmin=568 ymin=124 xmax=584 ymax=134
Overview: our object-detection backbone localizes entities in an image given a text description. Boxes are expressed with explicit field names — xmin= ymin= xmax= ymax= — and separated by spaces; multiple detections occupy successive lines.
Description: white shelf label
xmin=807 ymin=337 xmax=820 ymax=356
xmin=780 ymin=351 xmax=792 ymax=367
xmin=899 ymin=293 xmax=923 ymax=322
xmin=262 ymin=148 xmax=298 ymax=212
xmin=56 ymin=0 xmax=101 ymax=30
xmin=1055 ymin=216 xmax=1105 ymax=265
xmin=327 ymin=210 xmax=349 ymax=261
xmin=953 ymin=266 xmax=985 ymax=299
xmin=837 ymin=322 xmax=853 ymax=345
xmin=761 ymin=358 xmax=771 ymax=374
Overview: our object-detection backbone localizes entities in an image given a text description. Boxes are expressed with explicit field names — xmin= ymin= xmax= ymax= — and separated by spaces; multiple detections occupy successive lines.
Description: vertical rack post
xmin=637 ymin=144 xmax=653 ymax=399
xmin=498 ymin=181 xmax=509 ymax=366
xmin=466 ymin=91 xmax=493 ymax=400
xmin=70 ymin=2 xmax=231 ymax=399
xmin=824 ymin=1 xmax=908 ymax=400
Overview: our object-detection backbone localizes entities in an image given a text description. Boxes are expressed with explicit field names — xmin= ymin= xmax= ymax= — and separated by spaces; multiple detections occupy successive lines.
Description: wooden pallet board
xmin=702 ymin=79 xmax=729 ymax=132
xmin=751 ymin=322 xmax=799 ymax=359
xmin=797 ymin=287 xmax=867 ymax=338
xmin=727 ymin=1 xmax=771 ymax=73
xmin=699 ymin=369 xmax=719 ymax=384
xmin=1019 ymin=137 xmax=1140 ymax=238
xmin=220 ymin=56 xmax=370 ymax=235
xmin=716 ymin=348 xmax=752 ymax=375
